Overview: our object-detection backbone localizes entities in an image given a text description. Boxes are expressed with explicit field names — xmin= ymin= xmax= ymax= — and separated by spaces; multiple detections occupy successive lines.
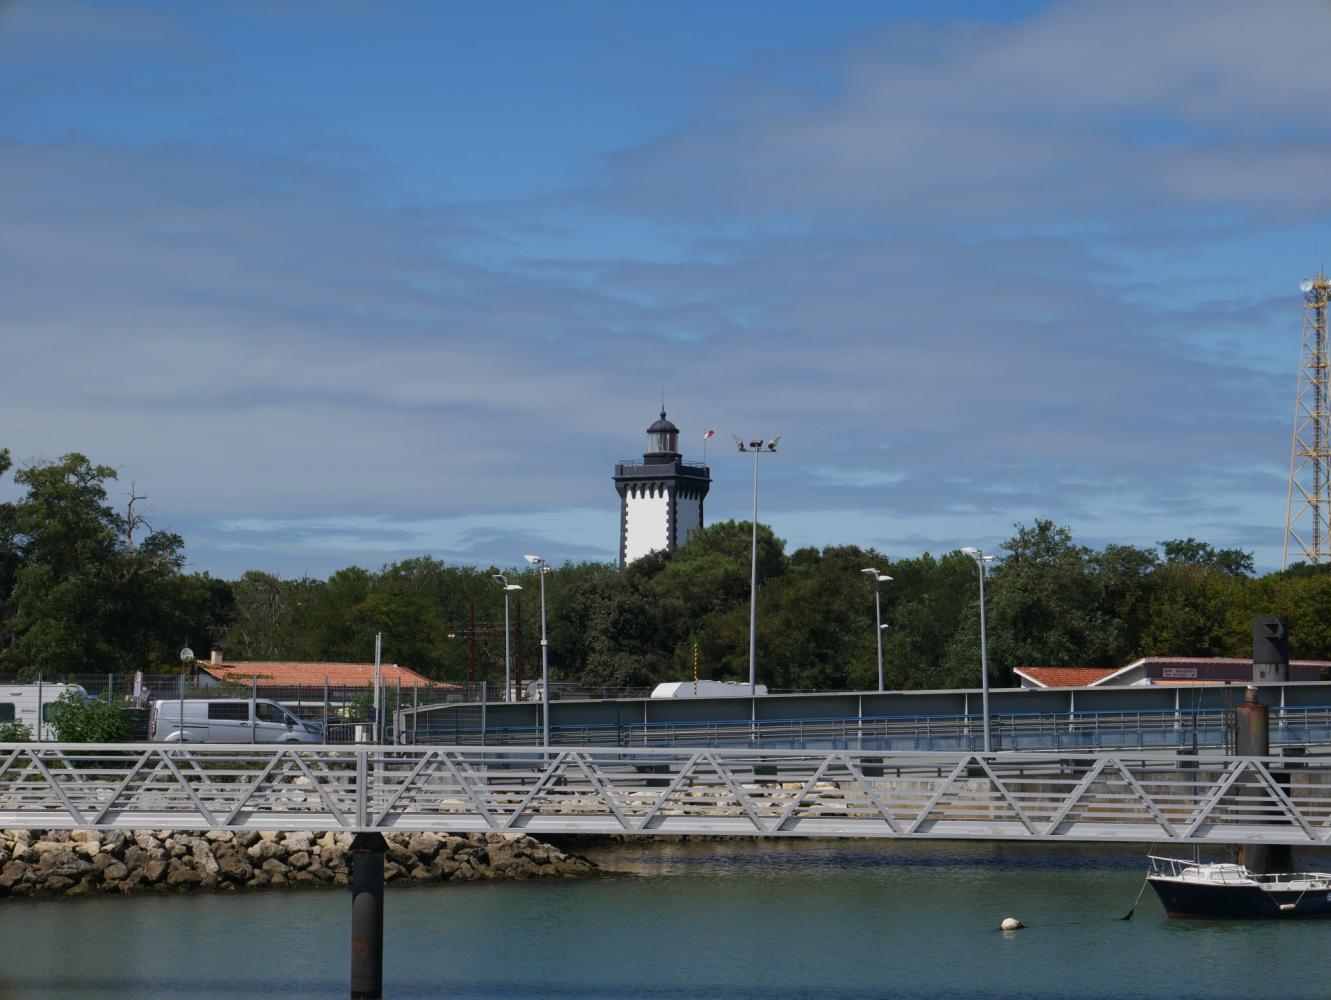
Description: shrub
xmin=45 ymin=689 xmax=129 ymax=742
xmin=0 ymin=720 xmax=33 ymax=741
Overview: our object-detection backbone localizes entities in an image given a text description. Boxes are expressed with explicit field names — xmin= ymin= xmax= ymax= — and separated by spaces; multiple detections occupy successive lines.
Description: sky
xmin=2 ymin=0 xmax=1330 ymax=578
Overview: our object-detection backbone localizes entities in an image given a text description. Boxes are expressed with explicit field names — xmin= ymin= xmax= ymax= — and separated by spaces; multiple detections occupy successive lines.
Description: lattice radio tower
xmin=1284 ymin=271 xmax=1331 ymax=567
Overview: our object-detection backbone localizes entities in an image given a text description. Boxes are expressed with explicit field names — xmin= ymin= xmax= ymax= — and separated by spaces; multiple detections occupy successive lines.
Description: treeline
xmin=3 ymin=450 xmax=1331 ymax=689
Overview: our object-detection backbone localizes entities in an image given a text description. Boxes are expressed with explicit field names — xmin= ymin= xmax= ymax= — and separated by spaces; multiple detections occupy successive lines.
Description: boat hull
xmin=1148 ymin=877 xmax=1331 ymax=919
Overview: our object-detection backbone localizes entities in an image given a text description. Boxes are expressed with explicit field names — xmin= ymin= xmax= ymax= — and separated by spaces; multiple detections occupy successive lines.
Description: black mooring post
xmin=350 ymin=832 xmax=388 ymax=999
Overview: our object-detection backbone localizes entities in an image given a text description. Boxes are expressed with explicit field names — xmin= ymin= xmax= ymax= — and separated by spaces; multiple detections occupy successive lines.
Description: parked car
xmin=149 ymin=698 xmax=324 ymax=743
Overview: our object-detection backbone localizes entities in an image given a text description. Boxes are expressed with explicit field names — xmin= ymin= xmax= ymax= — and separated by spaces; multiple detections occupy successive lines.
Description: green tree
xmin=982 ymin=521 xmax=1110 ymax=680
xmin=1159 ymin=537 xmax=1255 ymax=577
xmin=3 ymin=453 xmax=189 ymax=676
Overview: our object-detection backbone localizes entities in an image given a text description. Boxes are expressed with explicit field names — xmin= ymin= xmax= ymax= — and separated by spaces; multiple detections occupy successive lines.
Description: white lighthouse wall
xmin=675 ymin=495 xmax=702 ymax=547
xmin=624 ymin=493 xmax=670 ymax=563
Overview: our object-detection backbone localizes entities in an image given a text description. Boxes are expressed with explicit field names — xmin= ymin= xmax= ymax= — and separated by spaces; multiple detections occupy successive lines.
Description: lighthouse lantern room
xmin=614 ymin=409 xmax=711 ymax=566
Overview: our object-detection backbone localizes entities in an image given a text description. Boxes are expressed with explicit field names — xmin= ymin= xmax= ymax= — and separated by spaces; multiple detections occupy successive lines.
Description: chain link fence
xmin=7 ymin=672 xmax=498 ymax=744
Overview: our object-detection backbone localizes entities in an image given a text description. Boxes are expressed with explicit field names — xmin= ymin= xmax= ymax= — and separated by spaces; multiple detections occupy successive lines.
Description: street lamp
xmin=734 ymin=434 xmax=781 ymax=696
xmin=860 ymin=568 xmax=892 ymax=692
xmin=492 ymin=574 xmax=523 ymax=703
xmin=523 ymin=555 xmax=551 ymax=747
xmin=960 ymin=547 xmax=997 ymax=753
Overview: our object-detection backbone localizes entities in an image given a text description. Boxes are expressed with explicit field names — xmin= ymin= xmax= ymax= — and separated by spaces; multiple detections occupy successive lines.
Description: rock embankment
xmin=0 ymin=829 xmax=595 ymax=898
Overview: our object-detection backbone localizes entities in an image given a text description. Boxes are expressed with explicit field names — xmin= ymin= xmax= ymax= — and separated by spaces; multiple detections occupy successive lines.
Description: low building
xmin=1016 ymin=656 xmax=1331 ymax=689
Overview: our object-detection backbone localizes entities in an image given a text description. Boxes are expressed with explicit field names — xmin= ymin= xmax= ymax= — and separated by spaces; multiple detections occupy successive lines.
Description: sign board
xmin=1162 ymin=667 xmax=1198 ymax=679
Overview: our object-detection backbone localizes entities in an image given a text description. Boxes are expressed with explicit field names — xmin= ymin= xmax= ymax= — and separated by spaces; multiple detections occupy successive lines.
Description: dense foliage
xmin=44 ymin=688 xmax=129 ymax=743
xmin=2 ymin=449 xmax=1329 ymax=690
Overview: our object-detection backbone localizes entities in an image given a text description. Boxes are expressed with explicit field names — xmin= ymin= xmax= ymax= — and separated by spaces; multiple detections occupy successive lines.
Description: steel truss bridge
xmin=2 ymin=743 xmax=1330 ymax=846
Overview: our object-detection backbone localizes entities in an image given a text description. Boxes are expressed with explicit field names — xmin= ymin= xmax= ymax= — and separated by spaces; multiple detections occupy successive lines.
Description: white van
xmin=0 ymin=684 xmax=91 ymax=740
xmin=149 ymin=698 xmax=324 ymax=744
xmin=650 ymin=681 xmax=769 ymax=699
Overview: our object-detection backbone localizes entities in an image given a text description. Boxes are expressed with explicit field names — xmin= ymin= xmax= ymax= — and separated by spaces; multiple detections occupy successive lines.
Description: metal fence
xmin=404 ymin=705 xmax=1331 ymax=753
xmin=1 ymin=744 xmax=1328 ymax=844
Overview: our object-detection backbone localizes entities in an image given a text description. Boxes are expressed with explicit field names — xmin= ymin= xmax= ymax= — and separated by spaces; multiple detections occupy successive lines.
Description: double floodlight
xmin=861 ymin=567 xmax=892 ymax=583
xmin=735 ymin=434 xmax=781 ymax=453
xmin=493 ymin=573 xmax=522 ymax=592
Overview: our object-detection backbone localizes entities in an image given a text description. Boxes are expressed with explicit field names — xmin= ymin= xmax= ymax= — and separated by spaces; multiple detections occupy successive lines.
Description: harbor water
xmin=2 ymin=840 xmax=1328 ymax=999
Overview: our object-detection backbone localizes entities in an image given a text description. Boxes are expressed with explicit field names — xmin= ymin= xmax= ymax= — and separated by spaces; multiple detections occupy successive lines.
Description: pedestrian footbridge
xmin=4 ymin=744 xmax=1330 ymax=846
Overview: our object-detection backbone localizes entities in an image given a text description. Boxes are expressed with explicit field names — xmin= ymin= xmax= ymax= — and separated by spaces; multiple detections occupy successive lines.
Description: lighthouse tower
xmin=614 ymin=409 xmax=711 ymax=566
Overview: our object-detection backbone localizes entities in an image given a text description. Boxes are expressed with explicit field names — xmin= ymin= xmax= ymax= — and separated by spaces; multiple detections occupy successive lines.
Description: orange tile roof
xmin=1015 ymin=667 xmax=1119 ymax=688
xmin=201 ymin=661 xmax=455 ymax=689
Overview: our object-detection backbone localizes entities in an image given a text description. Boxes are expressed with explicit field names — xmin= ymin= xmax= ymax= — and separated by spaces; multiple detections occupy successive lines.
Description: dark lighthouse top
xmin=645 ymin=409 xmax=680 ymax=461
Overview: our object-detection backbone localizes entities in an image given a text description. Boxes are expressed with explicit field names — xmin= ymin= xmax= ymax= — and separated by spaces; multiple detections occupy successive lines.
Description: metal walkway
xmin=2 ymin=744 xmax=1329 ymax=845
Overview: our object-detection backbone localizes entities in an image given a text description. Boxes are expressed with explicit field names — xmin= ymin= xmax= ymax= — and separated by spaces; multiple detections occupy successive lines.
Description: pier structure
xmin=3 ymin=744 xmax=1328 ymax=844
xmin=5 ymin=742 xmax=1329 ymax=997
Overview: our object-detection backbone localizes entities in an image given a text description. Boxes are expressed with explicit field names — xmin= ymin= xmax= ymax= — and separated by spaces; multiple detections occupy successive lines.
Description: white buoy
xmin=1000 ymin=917 xmax=1024 ymax=931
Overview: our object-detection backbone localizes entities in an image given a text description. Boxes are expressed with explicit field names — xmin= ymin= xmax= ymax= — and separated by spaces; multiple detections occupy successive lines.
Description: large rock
xmin=167 ymin=859 xmax=203 ymax=886
xmin=407 ymin=833 xmax=441 ymax=860
xmin=101 ymin=831 xmax=129 ymax=854
xmin=0 ymin=860 xmax=34 ymax=889
xmin=144 ymin=858 xmax=169 ymax=884
xmin=246 ymin=839 xmax=282 ymax=863
xmin=321 ymin=846 xmax=347 ymax=871
xmin=123 ymin=846 xmax=149 ymax=871
xmin=214 ymin=847 xmax=254 ymax=884
xmin=37 ymin=851 xmax=92 ymax=881
xmin=190 ymin=839 xmax=220 ymax=876
xmin=280 ymin=832 xmax=313 ymax=854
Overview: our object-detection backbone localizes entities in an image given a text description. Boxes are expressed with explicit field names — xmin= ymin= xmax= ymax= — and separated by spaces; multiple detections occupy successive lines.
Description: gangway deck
xmin=2 ymin=744 xmax=1329 ymax=845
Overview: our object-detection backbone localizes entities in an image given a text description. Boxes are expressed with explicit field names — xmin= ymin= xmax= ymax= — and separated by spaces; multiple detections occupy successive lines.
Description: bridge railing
xmin=1 ymin=744 xmax=1328 ymax=844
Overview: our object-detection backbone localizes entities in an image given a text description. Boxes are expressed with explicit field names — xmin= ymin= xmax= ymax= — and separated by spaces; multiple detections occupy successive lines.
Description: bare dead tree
xmin=125 ymin=482 xmax=149 ymax=550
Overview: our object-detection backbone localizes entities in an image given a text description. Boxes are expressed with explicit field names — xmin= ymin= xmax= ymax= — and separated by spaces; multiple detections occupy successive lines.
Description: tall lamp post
xmin=734 ymin=435 xmax=780 ymax=696
xmin=961 ymin=547 xmax=996 ymax=753
xmin=523 ymin=555 xmax=551 ymax=747
xmin=492 ymin=575 xmax=523 ymax=703
xmin=860 ymin=569 xmax=892 ymax=692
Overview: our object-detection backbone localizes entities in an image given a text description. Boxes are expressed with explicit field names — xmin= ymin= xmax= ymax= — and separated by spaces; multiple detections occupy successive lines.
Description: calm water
xmin=1 ymin=840 xmax=1329 ymax=999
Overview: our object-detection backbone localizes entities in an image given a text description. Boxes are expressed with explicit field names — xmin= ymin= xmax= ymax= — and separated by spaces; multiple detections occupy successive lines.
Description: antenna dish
xmin=1301 ymin=277 xmax=1314 ymax=293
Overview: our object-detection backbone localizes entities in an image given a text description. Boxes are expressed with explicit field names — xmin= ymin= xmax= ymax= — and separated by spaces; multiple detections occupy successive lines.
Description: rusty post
xmin=1235 ymin=686 xmax=1292 ymax=874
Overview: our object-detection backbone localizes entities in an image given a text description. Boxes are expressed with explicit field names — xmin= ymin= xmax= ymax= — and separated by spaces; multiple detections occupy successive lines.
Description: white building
xmin=613 ymin=408 xmax=711 ymax=566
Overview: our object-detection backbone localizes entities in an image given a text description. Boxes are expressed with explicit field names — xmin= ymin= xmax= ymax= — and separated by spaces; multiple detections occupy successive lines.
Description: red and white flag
xmin=703 ymin=429 xmax=715 ymax=440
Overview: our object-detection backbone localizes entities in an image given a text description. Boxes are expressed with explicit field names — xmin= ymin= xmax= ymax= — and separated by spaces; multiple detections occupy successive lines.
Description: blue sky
xmin=2 ymin=0 xmax=1329 ymax=578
